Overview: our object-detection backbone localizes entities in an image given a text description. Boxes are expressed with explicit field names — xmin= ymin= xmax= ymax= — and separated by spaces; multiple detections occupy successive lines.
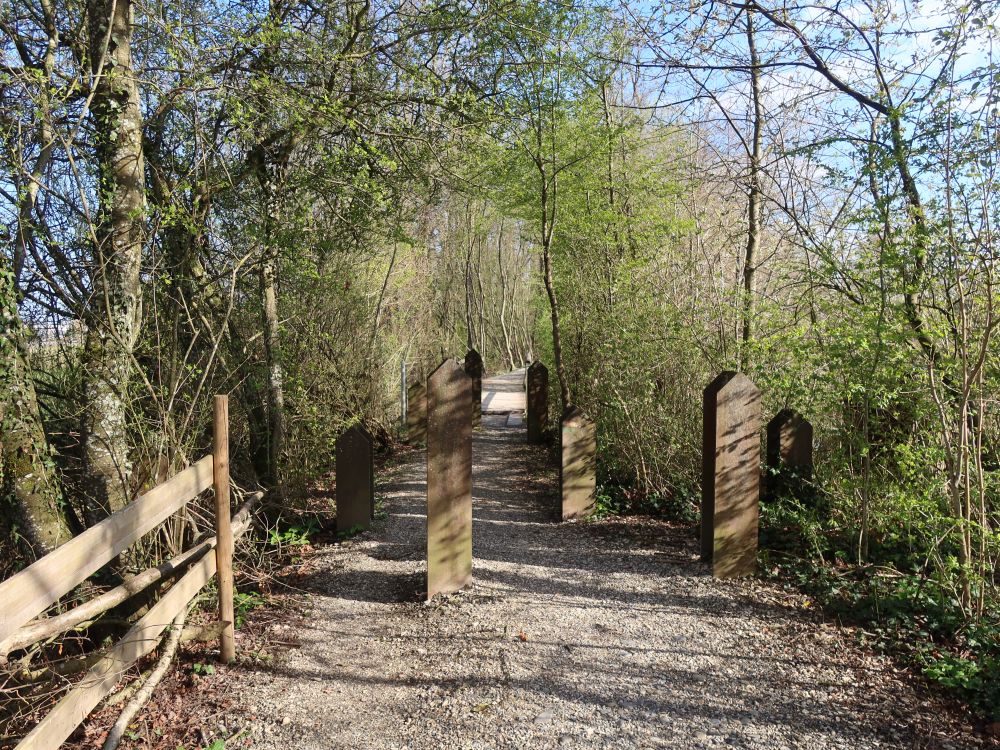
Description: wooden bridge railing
xmin=0 ymin=395 xmax=254 ymax=750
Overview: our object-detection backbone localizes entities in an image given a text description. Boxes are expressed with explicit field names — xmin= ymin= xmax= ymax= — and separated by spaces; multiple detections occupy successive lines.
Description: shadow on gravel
xmin=241 ymin=417 xmax=970 ymax=750
xmin=226 ymin=417 xmax=970 ymax=750
xmin=234 ymin=645 xmax=899 ymax=745
xmin=310 ymin=568 xmax=427 ymax=604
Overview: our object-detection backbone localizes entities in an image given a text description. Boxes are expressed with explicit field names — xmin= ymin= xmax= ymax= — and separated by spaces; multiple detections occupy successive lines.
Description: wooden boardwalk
xmin=481 ymin=369 xmax=526 ymax=414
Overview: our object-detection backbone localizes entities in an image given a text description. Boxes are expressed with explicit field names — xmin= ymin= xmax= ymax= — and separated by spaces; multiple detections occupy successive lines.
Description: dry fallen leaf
xmin=517 ymin=631 xmax=528 ymax=642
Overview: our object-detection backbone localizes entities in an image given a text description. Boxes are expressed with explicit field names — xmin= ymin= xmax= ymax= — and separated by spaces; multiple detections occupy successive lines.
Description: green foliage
xmin=268 ymin=518 xmax=319 ymax=548
xmin=474 ymin=79 xmax=702 ymax=510
xmin=761 ymin=492 xmax=1000 ymax=719
xmin=374 ymin=495 xmax=388 ymax=521
xmin=3 ymin=0 xmax=998 ymax=730
xmin=174 ymin=741 xmax=225 ymax=750
xmin=337 ymin=524 xmax=366 ymax=539
xmin=594 ymin=483 xmax=698 ymax=523
xmin=233 ymin=591 xmax=267 ymax=628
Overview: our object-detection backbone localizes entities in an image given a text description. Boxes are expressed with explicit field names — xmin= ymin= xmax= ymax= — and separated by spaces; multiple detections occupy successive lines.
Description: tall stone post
xmin=406 ymin=381 xmax=427 ymax=444
xmin=426 ymin=359 xmax=473 ymax=600
xmin=701 ymin=372 xmax=761 ymax=578
xmin=526 ymin=361 xmax=549 ymax=444
xmin=336 ymin=425 xmax=374 ymax=533
xmin=464 ymin=349 xmax=483 ymax=428
xmin=561 ymin=406 xmax=596 ymax=521
xmin=766 ymin=409 xmax=813 ymax=502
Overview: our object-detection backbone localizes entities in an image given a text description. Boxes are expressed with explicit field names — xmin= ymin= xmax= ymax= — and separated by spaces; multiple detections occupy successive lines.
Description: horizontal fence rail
xmin=16 ymin=552 xmax=218 ymax=750
xmin=0 ymin=454 xmax=215 ymax=645
xmin=2 ymin=394 xmax=253 ymax=750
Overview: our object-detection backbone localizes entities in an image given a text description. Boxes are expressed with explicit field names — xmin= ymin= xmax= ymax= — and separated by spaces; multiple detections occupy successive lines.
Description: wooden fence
xmin=0 ymin=395 xmax=255 ymax=750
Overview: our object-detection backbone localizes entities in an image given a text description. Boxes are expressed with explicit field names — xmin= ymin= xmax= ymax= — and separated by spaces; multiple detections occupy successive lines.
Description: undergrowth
xmin=594 ymin=482 xmax=698 ymax=523
xmin=759 ymin=493 xmax=1000 ymax=722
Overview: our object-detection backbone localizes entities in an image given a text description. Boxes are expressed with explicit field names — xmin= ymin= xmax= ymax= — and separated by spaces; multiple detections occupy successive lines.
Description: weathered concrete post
xmin=561 ymin=406 xmax=596 ymax=521
xmin=336 ymin=425 xmax=374 ymax=533
xmin=406 ymin=381 xmax=427 ymax=444
xmin=464 ymin=349 xmax=483 ymax=428
xmin=526 ymin=361 xmax=549 ymax=444
xmin=701 ymin=372 xmax=761 ymax=578
xmin=766 ymin=409 xmax=813 ymax=501
xmin=426 ymin=359 xmax=473 ymax=600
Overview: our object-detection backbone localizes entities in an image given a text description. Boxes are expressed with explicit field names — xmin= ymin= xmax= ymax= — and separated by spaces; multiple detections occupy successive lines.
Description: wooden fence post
xmin=765 ymin=409 xmax=813 ymax=502
xmin=336 ymin=425 xmax=374 ymax=533
xmin=561 ymin=406 xmax=596 ymax=520
xmin=407 ymin=381 xmax=427 ymax=444
xmin=213 ymin=395 xmax=235 ymax=663
xmin=464 ymin=349 xmax=483 ymax=428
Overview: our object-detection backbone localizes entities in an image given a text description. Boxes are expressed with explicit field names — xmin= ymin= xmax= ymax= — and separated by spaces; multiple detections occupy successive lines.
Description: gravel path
xmin=227 ymin=409 xmax=983 ymax=749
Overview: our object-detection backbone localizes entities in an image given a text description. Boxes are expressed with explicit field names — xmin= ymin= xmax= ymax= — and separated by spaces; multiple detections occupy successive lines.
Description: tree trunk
xmin=0 ymin=271 xmax=71 ymax=554
xmin=1 ymin=0 xmax=71 ymax=553
xmin=81 ymin=0 xmax=146 ymax=519
xmin=539 ymin=171 xmax=571 ymax=410
xmin=464 ymin=205 xmax=477 ymax=352
xmin=740 ymin=8 xmax=763 ymax=370
xmin=260 ymin=250 xmax=285 ymax=486
xmin=496 ymin=220 xmax=516 ymax=370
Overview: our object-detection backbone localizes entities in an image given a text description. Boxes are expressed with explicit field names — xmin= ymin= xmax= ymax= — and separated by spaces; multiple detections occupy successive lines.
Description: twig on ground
xmin=101 ymin=605 xmax=189 ymax=750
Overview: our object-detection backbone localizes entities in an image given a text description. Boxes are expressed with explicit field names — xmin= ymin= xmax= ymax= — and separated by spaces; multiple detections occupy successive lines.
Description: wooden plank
xmin=481 ymin=370 xmax=527 ymax=414
xmin=0 ymin=454 xmax=215 ymax=645
xmin=1 ymin=492 xmax=261 ymax=660
xmin=0 ymin=540 xmax=212 ymax=659
xmin=14 ymin=552 xmax=217 ymax=750
xmin=213 ymin=395 xmax=235 ymax=663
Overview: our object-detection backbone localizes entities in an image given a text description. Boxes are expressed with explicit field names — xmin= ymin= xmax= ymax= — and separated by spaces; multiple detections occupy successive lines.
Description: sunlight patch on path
xmin=482 ymin=369 xmax=526 ymax=414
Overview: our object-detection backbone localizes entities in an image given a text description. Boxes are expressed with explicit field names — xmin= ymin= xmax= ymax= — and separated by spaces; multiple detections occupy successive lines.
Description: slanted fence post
xmin=701 ymin=372 xmax=761 ymax=578
xmin=213 ymin=394 xmax=235 ymax=662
